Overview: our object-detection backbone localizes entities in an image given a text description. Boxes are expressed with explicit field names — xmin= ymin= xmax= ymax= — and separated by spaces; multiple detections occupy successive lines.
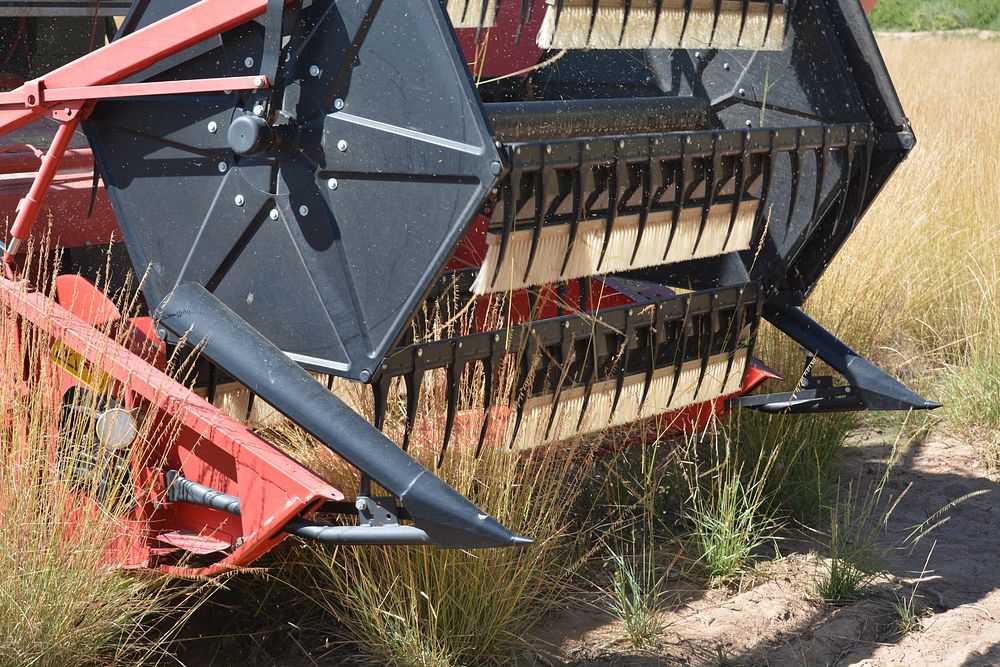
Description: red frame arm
xmin=0 ymin=0 xmax=288 ymax=260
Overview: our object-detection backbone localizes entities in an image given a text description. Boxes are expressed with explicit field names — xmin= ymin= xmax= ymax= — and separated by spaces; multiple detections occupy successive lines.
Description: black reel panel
xmin=86 ymin=0 xmax=503 ymax=381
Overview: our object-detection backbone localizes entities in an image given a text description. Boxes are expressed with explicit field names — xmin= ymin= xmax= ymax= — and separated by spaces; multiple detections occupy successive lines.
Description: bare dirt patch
xmin=528 ymin=433 xmax=1000 ymax=667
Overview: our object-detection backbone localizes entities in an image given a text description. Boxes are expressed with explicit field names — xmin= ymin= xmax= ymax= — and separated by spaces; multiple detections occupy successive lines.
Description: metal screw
xmin=545 ymin=145 xmax=552 ymax=154
xmin=218 ymin=162 xmax=227 ymax=172
xmin=253 ymin=76 xmax=264 ymax=88
xmin=738 ymin=88 xmax=746 ymax=96
xmin=359 ymin=369 xmax=371 ymax=382
xmin=157 ymin=328 xmax=167 ymax=340
xmin=489 ymin=161 xmax=501 ymax=176
xmin=745 ymin=120 xmax=753 ymax=127
xmin=327 ymin=178 xmax=339 ymax=190
xmin=416 ymin=349 xmax=423 ymax=357
xmin=253 ymin=104 xmax=265 ymax=116
xmin=723 ymin=62 xmax=730 ymax=71
xmin=694 ymin=51 xmax=701 ymax=59
xmin=207 ymin=121 xmax=218 ymax=133
xmin=244 ymin=57 xmax=254 ymax=68
xmin=299 ymin=205 xmax=310 ymax=216
xmin=234 ymin=195 xmax=245 ymax=206
xmin=355 ymin=497 xmax=368 ymax=511
xmin=269 ymin=208 xmax=279 ymax=220
xmin=337 ymin=139 xmax=348 ymax=152
xmin=309 ymin=65 xmax=320 ymax=77
xmin=334 ymin=98 xmax=345 ymax=110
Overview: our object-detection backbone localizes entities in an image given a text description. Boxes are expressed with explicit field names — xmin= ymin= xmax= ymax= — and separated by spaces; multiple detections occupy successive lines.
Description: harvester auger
xmin=0 ymin=0 xmax=938 ymax=573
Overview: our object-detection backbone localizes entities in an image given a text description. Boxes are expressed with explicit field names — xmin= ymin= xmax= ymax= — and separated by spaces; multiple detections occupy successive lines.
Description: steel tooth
xmin=523 ymin=169 xmax=546 ymax=283
xmin=475 ymin=338 xmax=501 ymax=458
xmin=244 ymin=391 xmax=256 ymax=423
xmin=206 ymin=365 xmax=217 ymax=404
xmin=830 ymin=126 xmax=858 ymax=242
xmin=461 ymin=0 xmax=472 ymax=23
xmin=553 ymin=0 xmax=566 ymax=39
xmin=722 ymin=287 xmax=748 ymax=387
xmin=587 ymin=0 xmax=600 ymax=45
xmin=639 ymin=304 xmax=664 ymax=410
xmin=597 ymin=147 xmax=627 ymax=272
xmin=560 ymin=154 xmax=584 ymax=277
xmin=764 ymin=0 xmax=778 ymax=47
xmin=438 ymin=350 xmax=464 ymax=468
xmin=490 ymin=167 xmax=521 ymax=288
xmin=738 ymin=0 xmax=750 ymax=46
xmin=782 ymin=136 xmax=803 ymax=245
xmin=809 ymin=127 xmax=830 ymax=237
xmin=710 ymin=0 xmax=723 ymax=43
xmin=850 ymin=129 xmax=875 ymax=231
xmin=663 ymin=145 xmax=688 ymax=261
xmin=630 ymin=145 xmax=654 ymax=264
xmin=679 ymin=0 xmax=694 ymax=45
xmin=402 ymin=365 xmax=424 ymax=452
xmin=725 ymin=132 xmax=751 ymax=250
xmin=544 ymin=323 xmax=576 ymax=441
xmin=610 ymin=310 xmax=636 ymax=418
xmin=650 ymin=0 xmax=664 ymax=47
xmin=578 ymin=276 xmax=590 ymax=312
xmin=575 ymin=338 xmax=599 ymax=431
xmin=667 ymin=303 xmax=693 ymax=406
xmin=508 ymin=331 xmax=539 ymax=449
xmin=619 ymin=0 xmax=633 ymax=45
xmin=693 ymin=134 xmax=721 ymax=256
xmin=475 ymin=0 xmax=492 ymax=43
xmin=694 ymin=297 xmax=720 ymax=399
xmin=372 ymin=372 xmax=392 ymax=431
xmin=753 ymin=131 xmax=777 ymax=241
xmin=515 ymin=0 xmax=532 ymax=43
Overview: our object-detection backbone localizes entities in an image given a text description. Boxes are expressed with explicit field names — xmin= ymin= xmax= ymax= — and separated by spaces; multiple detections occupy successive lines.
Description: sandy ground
xmin=527 ymin=432 xmax=1000 ymax=667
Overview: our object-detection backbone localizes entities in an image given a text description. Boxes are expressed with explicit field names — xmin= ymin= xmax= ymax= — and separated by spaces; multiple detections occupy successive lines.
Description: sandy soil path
xmin=533 ymin=432 xmax=1000 ymax=667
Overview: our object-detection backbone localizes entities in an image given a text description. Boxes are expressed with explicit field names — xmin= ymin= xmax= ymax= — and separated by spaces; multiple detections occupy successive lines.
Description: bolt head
xmin=253 ymin=76 xmax=264 ymax=88
xmin=327 ymin=178 xmax=339 ymax=190
xmin=269 ymin=208 xmax=279 ymax=220
xmin=244 ymin=57 xmax=254 ymax=68
xmin=723 ymin=62 xmax=730 ymax=70
xmin=299 ymin=205 xmax=310 ymax=216
xmin=217 ymin=162 xmax=227 ymax=172
xmin=253 ymin=104 xmax=265 ymax=116
xmin=309 ymin=65 xmax=320 ymax=77
xmin=355 ymin=497 xmax=367 ymax=511
xmin=207 ymin=121 xmax=218 ymax=134
xmin=738 ymin=88 xmax=746 ymax=96
xmin=334 ymin=98 xmax=345 ymax=110
xmin=359 ymin=369 xmax=371 ymax=382
xmin=337 ymin=139 xmax=348 ymax=152
xmin=745 ymin=120 xmax=753 ymax=127
xmin=234 ymin=195 xmax=245 ymax=206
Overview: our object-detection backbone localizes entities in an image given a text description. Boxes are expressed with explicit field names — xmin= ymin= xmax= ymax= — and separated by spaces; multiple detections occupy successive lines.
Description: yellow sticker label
xmin=51 ymin=343 xmax=110 ymax=391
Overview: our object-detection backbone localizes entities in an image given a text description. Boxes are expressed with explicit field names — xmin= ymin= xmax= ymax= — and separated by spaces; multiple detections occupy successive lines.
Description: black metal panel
xmin=86 ymin=0 xmax=503 ymax=381
xmin=0 ymin=1 xmax=132 ymax=16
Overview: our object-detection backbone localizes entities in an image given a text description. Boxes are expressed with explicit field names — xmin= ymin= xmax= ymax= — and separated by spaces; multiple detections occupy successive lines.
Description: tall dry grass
xmin=0 ymin=252 xmax=206 ymax=666
xmin=727 ymin=36 xmax=1000 ymax=521
xmin=821 ymin=37 xmax=1000 ymax=459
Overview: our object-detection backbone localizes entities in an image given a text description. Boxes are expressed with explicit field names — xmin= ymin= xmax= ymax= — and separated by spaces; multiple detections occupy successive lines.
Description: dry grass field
xmin=1 ymin=33 xmax=998 ymax=667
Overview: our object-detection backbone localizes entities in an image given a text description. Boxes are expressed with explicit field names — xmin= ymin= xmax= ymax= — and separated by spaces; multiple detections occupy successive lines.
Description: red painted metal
xmin=0 ymin=0 xmax=281 ymax=135
xmin=0 ymin=274 xmax=343 ymax=574
xmin=0 ymin=75 xmax=267 ymax=109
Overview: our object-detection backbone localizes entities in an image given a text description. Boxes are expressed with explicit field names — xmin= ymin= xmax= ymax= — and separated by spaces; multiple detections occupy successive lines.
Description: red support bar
xmin=0 ymin=275 xmax=343 ymax=574
xmin=0 ymin=0 xmax=282 ymax=136
xmin=4 ymin=113 xmax=82 ymax=259
xmin=0 ymin=76 xmax=267 ymax=109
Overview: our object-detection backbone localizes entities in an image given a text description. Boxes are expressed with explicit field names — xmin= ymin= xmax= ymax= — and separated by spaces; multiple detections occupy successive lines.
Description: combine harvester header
xmin=0 ymin=0 xmax=933 ymax=574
